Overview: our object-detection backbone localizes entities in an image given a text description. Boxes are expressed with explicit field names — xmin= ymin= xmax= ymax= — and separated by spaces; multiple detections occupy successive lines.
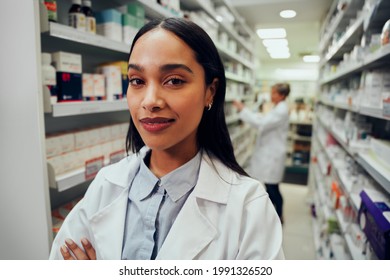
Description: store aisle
xmin=280 ymin=183 xmax=316 ymax=260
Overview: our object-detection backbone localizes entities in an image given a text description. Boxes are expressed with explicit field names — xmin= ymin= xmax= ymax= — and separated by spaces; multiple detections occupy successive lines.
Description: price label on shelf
xmin=109 ymin=150 xmax=125 ymax=165
xmin=85 ymin=156 xmax=104 ymax=181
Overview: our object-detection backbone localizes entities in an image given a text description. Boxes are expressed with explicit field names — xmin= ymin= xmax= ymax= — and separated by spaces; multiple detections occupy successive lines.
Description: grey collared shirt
xmin=121 ymin=151 xmax=201 ymax=260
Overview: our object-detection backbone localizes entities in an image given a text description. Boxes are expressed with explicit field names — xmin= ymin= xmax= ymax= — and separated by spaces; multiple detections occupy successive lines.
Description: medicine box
xmin=97 ymin=65 xmax=122 ymax=101
xmin=358 ymin=189 xmax=390 ymax=259
xmin=117 ymin=3 xmax=145 ymax=19
xmin=122 ymin=13 xmax=139 ymax=45
xmin=104 ymin=61 xmax=128 ymax=96
xmin=93 ymin=74 xmax=105 ymax=99
xmin=95 ymin=9 xmax=122 ymax=42
xmin=52 ymin=51 xmax=82 ymax=74
xmin=82 ymin=73 xmax=94 ymax=100
xmin=56 ymin=72 xmax=82 ymax=102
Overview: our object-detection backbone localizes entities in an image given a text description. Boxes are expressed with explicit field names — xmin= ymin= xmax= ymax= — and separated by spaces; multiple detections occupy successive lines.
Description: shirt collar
xmin=132 ymin=150 xmax=202 ymax=202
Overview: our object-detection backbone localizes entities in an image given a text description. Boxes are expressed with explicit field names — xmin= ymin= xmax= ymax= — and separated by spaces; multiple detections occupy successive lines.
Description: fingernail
xmin=61 ymin=245 xmax=68 ymax=253
xmin=81 ymin=238 xmax=88 ymax=246
xmin=65 ymin=238 xmax=74 ymax=245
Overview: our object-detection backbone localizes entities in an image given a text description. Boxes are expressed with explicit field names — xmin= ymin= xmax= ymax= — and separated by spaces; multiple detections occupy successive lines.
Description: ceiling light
xmin=303 ymin=55 xmax=320 ymax=63
xmin=256 ymin=28 xmax=286 ymax=39
xmin=280 ymin=10 xmax=297 ymax=19
xmin=270 ymin=52 xmax=291 ymax=59
xmin=262 ymin=39 xmax=288 ymax=48
xmin=266 ymin=46 xmax=290 ymax=54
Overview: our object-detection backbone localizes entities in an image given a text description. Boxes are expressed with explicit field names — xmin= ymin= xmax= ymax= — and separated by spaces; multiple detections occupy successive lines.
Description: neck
xmin=149 ymin=146 xmax=199 ymax=178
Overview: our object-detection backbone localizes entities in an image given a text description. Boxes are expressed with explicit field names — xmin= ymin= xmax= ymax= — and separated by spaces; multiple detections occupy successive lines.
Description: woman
xmin=233 ymin=83 xmax=290 ymax=222
xmin=49 ymin=18 xmax=284 ymax=260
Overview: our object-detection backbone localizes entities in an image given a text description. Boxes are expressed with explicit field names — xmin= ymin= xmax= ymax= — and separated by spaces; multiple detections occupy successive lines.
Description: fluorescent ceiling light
xmin=266 ymin=46 xmax=290 ymax=54
xmin=303 ymin=55 xmax=320 ymax=63
xmin=280 ymin=10 xmax=297 ymax=19
xmin=262 ymin=38 xmax=288 ymax=48
xmin=270 ymin=52 xmax=291 ymax=59
xmin=256 ymin=28 xmax=286 ymax=39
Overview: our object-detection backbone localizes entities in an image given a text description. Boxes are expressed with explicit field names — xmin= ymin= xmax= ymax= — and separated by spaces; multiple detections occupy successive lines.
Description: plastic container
xmin=82 ymin=0 xmax=96 ymax=34
xmin=69 ymin=0 xmax=86 ymax=31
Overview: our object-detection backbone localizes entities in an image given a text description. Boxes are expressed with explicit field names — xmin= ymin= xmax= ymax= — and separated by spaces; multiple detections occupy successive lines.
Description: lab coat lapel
xmin=89 ymin=187 xmax=129 ymax=259
xmin=87 ymin=150 xmax=145 ymax=260
xmin=157 ymin=154 xmax=231 ymax=259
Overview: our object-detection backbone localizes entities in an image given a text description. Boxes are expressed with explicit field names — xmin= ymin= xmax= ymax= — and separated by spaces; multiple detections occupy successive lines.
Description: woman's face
xmin=127 ymin=28 xmax=215 ymax=155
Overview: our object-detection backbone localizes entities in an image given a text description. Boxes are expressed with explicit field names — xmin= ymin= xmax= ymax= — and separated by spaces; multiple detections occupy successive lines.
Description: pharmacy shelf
xmin=47 ymin=154 xmax=126 ymax=192
xmin=319 ymin=0 xmax=364 ymax=53
xmin=45 ymin=100 xmax=128 ymax=117
xmin=215 ymin=42 xmax=255 ymax=70
xmin=289 ymin=134 xmax=312 ymax=142
xmin=230 ymin=126 xmax=251 ymax=142
xmin=359 ymin=106 xmax=390 ymax=121
xmin=356 ymin=151 xmax=390 ymax=194
xmin=181 ymin=0 xmax=254 ymax=54
xmin=344 ymin=234 xmax=366 ymax=260
xmin=225 ymin=72 xmax=251 ymax=84
xmin=42 ymin=22 xmax=129 ymax=53
xmin=317 ymin=115 xmax=390 ymax=194
xmin=320 ymin=44 xmax=390 ymax=85
xmin=226 ymin=114 xmax=240 ymax=125
xmin=319 ymin=97 xmax=390 ymax=121
xmin=322 ymin=12 xmax=365 ymax=63
xmin=136 ymin=0 xmax=182 ymax=19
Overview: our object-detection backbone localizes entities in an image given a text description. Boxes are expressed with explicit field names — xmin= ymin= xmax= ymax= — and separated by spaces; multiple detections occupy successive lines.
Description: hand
xmin=232 ymin=100 xmax=245 ymax=112
xmin=60 ymin=238 xmax=96 ymax=260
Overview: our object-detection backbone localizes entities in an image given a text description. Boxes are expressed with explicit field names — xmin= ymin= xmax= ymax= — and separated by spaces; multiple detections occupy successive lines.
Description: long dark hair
xmin=125 ymin=17 xmax=248 ymax=177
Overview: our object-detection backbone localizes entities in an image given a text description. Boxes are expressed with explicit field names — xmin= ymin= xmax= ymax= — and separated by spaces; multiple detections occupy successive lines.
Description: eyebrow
xmin=128 ymin=63 xmax=193 ymax=74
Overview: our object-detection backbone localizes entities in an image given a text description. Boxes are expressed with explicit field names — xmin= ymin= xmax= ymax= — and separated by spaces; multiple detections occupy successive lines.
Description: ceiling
xmin=228 ymin=0 xmax=334 ymax=63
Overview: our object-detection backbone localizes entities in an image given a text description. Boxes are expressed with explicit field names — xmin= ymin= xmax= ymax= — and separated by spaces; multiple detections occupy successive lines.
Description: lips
xmin=139 ymin=117 xmax=175 ymax=132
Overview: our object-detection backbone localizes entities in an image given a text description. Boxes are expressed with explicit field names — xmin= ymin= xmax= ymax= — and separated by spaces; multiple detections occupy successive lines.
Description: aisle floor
xmin=280 ymin=183 xmax=316 ymax=260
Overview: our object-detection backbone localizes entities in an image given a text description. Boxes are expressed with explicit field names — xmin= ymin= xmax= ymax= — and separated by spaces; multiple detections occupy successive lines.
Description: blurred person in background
xmin=233 ymin=83 xmax=290 ymax=223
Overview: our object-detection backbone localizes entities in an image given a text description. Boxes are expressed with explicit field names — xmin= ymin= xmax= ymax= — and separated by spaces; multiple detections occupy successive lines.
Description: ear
xmin=205 ymin=78 xmax=219 ymax=106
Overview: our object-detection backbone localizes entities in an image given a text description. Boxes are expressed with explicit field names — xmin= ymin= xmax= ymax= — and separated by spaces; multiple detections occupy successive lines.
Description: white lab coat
xmin=49 ymin=147 xmax=284 ymax=260
xmin=239 ymin=101 xmax=289 ymax=184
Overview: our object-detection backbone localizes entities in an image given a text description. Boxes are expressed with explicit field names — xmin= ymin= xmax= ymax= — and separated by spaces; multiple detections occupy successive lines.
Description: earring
xmin=207 ymin=102 xmax=213 ymax=111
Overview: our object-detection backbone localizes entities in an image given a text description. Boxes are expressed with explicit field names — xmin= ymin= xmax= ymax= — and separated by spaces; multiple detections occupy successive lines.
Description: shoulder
xmin=202 ymin=155 xmax=267 ymax=202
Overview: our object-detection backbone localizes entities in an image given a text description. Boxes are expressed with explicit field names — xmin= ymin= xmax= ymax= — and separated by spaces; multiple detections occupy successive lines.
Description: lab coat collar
xmin=91 ymin=146 xmax=234 ymax=259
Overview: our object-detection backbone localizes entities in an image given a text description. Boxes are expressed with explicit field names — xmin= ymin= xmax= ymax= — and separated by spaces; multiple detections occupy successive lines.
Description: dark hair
xmin=125 ymin=17 xmax=248 ymax=176
xmin=272 ymin=83 xmax=290 ymax=98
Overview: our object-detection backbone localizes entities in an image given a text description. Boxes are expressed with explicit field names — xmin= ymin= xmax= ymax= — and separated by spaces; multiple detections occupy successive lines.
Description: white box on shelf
xmin=93 ymin=74 xmax=105 ymax=98
xmin=74 ymin=129 xmax=91 ymax=150
xmin=46 ymin=135 xmax=62 ymax=158
xmin=97 ymin=65 xmax=122 ymax=101
xmin=82 ymin=73 xmax=94 ymax=99
xmin=51 ymin=51 xmax=82 ymax=74
xmin=370 ymin=138 xmax=390 ymax=167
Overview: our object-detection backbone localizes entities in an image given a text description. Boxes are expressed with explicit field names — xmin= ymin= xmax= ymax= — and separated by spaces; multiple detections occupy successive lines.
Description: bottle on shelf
xmin=69 ymin=0 xmax=86 ymax=31
xmin=82 ymin=0 xmax=96 ymax=34
xmin=42 ymin=0 xmax=57 ymax=22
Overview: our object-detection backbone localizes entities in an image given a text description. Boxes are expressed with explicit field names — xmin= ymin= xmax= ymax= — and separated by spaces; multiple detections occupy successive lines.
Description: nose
xmin=141 ymin=84 xmax=164 ymax=112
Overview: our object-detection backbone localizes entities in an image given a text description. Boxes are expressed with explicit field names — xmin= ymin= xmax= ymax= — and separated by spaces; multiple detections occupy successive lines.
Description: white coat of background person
xmin=233 ymin=83 xmax=290 ymax=222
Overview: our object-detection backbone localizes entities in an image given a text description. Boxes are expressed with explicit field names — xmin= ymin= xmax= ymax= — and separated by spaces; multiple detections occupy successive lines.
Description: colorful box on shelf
xmin=95 ymin=9 xmax=122 ymax=42
xmin=117 ymin=3 xmax=145 ymax=19
xmin=122 ymin=13 xmax=140 ymax=45
xmin=56 ymin=72 xmax=82 ymax=102
xmin=358 ymin=189 xmax=390 ymax=259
